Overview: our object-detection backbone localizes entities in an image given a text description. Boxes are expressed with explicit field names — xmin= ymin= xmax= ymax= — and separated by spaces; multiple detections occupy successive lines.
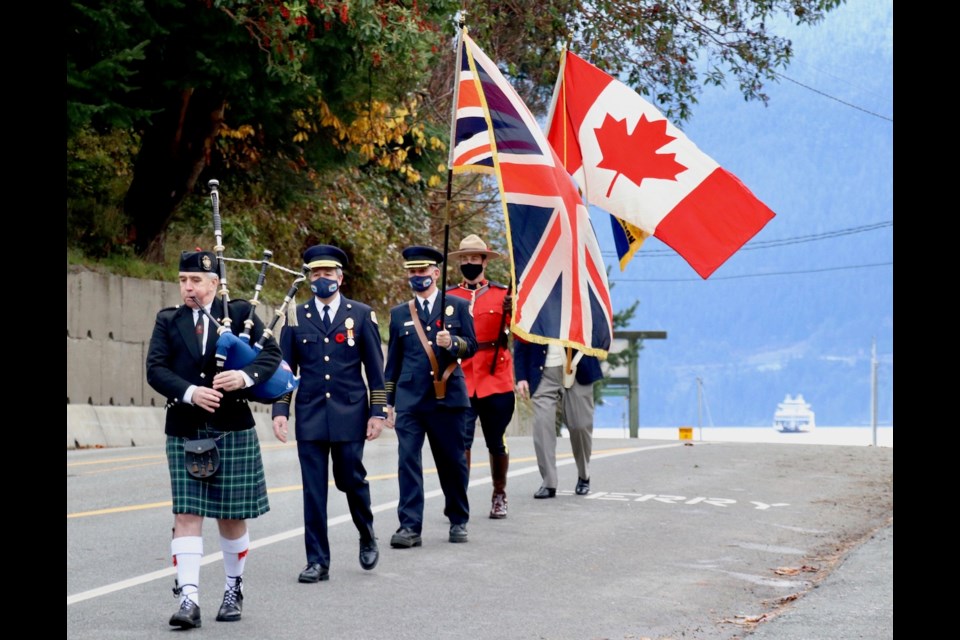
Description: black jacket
xmin=146 ymin=299 xmax=282 ymax=437
xmin=384 ymin=295 xmax=477 ymax=411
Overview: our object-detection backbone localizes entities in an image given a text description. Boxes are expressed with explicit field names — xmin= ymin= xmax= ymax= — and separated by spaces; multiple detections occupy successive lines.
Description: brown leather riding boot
xmin=489 ymin=453 xmax=509 ymax=519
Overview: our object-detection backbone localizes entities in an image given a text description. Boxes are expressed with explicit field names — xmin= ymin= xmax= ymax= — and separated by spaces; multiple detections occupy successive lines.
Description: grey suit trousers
xmin=530 ymin=365 xmax=595 ymax=489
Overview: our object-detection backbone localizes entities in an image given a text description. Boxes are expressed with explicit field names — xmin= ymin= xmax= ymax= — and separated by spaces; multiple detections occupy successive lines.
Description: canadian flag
xmin=546 ymin=51 xmax=776 ymax=279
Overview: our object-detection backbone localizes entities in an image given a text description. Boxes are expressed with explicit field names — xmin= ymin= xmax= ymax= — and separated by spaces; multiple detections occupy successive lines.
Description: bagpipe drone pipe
xmin=200 ymin=179 xmax=303 ymax=403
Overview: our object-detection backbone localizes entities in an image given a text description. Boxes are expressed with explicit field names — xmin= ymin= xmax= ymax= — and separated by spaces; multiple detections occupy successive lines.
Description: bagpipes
xmin=198 ymin=179 xmax=304 ymax=403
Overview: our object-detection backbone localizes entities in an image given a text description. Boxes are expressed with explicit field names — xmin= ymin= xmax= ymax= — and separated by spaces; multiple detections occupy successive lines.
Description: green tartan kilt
xmin=166 ymin=426 xmax=270 ymax=519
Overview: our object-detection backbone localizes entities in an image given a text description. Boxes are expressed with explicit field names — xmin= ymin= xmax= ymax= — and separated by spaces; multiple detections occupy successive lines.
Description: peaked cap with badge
xmin=402 ymin=246 xmax=444 ymax=268
xmin=304 ymin=244 xmax=348 ymax=269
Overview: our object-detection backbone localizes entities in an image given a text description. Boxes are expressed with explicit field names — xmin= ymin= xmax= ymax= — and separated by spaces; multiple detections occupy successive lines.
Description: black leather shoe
xmin=575 ymin=477 xmax=590 ymax=495
xmin=533 ymin=486 xmax=556 ymax=499
xmin=169 ymin=599 xmax=201 ymax=629
xmin=359 ymin=538 xmax=380 ymax=570
xmin=298 ymin=563 xmax=330 ymax=583
xmin=390 ymin=527 xmax=422 ymax=548
xmin=449 ymin=523 xmax=469 ymax=543
xmin=215 ymin=578 xmax=243 ymax=622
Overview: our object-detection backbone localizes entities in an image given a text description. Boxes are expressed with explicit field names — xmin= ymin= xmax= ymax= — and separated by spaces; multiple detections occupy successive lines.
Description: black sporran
xmin=183 ymin=437 xmax=221 ymax=479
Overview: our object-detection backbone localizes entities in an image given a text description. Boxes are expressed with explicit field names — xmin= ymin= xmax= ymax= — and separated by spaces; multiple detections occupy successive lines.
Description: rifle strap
xmin=407 ymin=300 xmax=457 ymax=399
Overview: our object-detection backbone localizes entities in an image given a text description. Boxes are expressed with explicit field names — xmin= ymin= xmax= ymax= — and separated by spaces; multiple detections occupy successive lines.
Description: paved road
xmin=67 ymin=435 xmax=892 ymax=639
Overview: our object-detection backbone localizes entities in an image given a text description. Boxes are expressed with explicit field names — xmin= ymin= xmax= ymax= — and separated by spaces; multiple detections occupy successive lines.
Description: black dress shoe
xmin=575 ymin=477 xmax=590 ymax=495
xmin=533 ymin=486 xmax=556 ymax=499
xmin=169 ymin=599 xmax=201 ymax=629
xmin=215 ymin=578 xmax=243 ymax=622
xmin=390 ymin=527 xmax=423 ymax=548
xmin=449 ymin=523 xmax=468 ymax=543
xmin=359 ymin=538 xmax=380 ymax=570
xmin=298 ymin=563 xmax=330 ymax=583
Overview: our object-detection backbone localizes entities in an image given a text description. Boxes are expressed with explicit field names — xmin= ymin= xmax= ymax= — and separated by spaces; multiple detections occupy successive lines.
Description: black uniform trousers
xmin=297 ymin=439 xmax=374 ymax=567
xmin=464 ymin=391 xmax=515 ymax=455
xmin=395 ymin=408 xmax=469 ymax=532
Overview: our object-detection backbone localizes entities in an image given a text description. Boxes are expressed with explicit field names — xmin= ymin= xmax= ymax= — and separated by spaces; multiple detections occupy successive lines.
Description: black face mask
xmin=460 ymin=263 xmax=484 ymax=281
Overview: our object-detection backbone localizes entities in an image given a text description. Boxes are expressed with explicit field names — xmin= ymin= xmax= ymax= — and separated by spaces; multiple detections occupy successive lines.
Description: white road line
xmin=67 ymin=442 xmax=683 ymax=605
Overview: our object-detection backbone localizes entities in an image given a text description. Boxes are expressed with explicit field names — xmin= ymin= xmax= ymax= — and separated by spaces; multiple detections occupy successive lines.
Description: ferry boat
xmin=774 ymin=394 xmax=816 ymax=432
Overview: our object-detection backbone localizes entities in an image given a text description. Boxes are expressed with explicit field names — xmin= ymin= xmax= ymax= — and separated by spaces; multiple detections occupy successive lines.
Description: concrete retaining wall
xmin=66 ymin=268 xmax=530 ymax=449
xmin=66 ymin=405 xmax=368 ymax=449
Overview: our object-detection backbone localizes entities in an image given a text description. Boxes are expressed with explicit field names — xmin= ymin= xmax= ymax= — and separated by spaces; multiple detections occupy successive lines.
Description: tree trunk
xmin=125 ymin=87 xmax=226 ymax=261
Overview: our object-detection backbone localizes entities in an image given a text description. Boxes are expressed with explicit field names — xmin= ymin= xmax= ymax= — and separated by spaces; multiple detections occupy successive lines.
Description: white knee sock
xmin=220 ymin=532 xmax=249 ymax=590
xmin=171 ymin=536 xmax=203 ymax=605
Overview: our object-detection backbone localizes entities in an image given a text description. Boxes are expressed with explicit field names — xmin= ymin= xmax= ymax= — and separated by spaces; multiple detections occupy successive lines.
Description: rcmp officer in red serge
xmin=446 ymin=234 xmax=515 ymax=519
xmin=271 ymin=244 xmax=387 ymax=583
xmin=384 ymin=245 xmax=477 ymax=547
xmin=146 ymin=249 xmax=281 ymax=629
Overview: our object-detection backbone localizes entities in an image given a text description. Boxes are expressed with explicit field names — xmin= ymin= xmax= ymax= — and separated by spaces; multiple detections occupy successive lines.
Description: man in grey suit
xmin=513 ymin=340 xmax=603 ymax=498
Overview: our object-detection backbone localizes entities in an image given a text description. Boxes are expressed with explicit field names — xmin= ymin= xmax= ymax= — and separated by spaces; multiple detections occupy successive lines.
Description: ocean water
xmin=590 ymin=425 xmax=893 ymax=448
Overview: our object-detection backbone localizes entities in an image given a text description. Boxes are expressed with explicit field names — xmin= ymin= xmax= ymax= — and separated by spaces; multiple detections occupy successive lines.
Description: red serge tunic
xmin=447 ymin=280 xmax=514 ymax=398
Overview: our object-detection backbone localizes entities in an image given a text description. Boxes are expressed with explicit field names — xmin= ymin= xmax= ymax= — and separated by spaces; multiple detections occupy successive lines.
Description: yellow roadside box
xmin=679 ymin=427 xmax=694 ymax=441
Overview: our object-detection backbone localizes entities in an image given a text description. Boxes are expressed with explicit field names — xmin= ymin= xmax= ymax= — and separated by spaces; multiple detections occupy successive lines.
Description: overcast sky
xmin=593 ymin=0 xmax=893 ymax=427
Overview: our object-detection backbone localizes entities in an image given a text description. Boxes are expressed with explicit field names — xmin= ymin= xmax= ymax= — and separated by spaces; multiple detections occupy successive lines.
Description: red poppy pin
xmin=435 ymin=319 xmax=441 ymax=328
xmin=335 ymin=333 xmax=346 ymax=343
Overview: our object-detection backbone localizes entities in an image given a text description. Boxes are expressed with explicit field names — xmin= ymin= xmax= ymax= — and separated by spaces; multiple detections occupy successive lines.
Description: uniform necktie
xmin=195 ymin=314 xmax=204 ymax=353
xmin=322 ymin=304 xmax=331 ymax=330
xmin=422 ymin=299 xmax=430 ymax=318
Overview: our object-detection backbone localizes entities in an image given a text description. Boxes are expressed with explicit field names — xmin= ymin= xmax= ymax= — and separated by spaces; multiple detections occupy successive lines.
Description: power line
xmin=787 ymin=57 xmax=890 ymax=104
xmin=739 ymin=221 xmax=892 ymax=250
xmin=774 ymin=71 xmax=893 ymax=123
xmin=600 ymin=220 xmax=892 ymax=258
xmin=609 ymin=261 xmax=891 ymax=283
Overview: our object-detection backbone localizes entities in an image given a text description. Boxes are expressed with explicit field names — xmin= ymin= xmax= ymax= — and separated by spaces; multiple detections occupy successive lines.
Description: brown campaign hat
xmin=447 ymin=234 xmax=500 ymax=259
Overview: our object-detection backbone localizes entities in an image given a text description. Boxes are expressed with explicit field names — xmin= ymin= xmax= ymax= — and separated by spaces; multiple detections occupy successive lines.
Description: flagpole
xmin=545 ymin=44 xmax=569 ymax=168
xmin=439 ymin=16 xmax=466 ymax=319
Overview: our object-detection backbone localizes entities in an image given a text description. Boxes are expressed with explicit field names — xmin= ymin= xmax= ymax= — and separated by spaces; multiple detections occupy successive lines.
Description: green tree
xmin=449 ymin=0 xmax=845 ymax=121
xmin=67 ymin=0 xmax=844 ymax=295
xmin=67 ymin=0 xmax=459 ymax=260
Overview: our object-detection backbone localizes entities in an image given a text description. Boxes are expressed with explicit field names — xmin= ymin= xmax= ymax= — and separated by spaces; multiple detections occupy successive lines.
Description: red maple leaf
xmin=594 ymin=113 xmax=688 ymax=197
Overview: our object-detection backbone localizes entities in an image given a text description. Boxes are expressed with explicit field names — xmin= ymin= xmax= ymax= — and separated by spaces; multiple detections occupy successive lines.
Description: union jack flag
xmin=450 ymin=31 xmax=612 ymax=357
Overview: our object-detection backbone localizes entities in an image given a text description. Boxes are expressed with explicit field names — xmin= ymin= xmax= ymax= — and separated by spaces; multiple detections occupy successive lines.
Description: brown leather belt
xmin=475 ymin=341 xmax=500 ymax=351
xmin=407 ymin=300 xmax=457 ymax=399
